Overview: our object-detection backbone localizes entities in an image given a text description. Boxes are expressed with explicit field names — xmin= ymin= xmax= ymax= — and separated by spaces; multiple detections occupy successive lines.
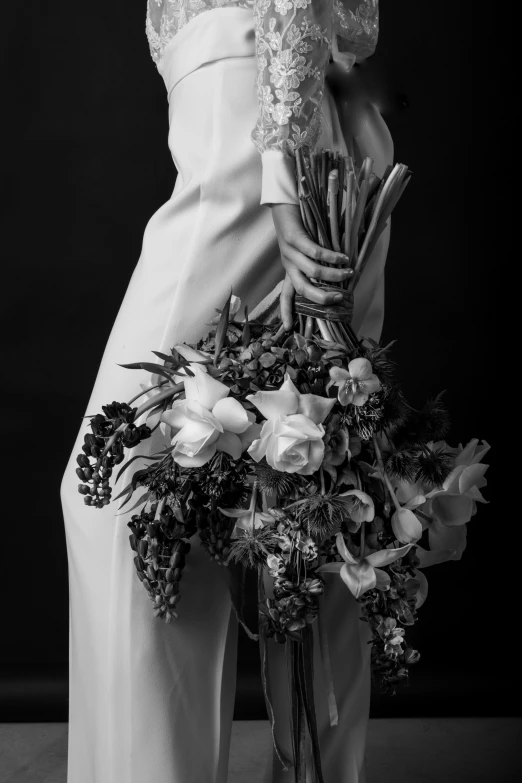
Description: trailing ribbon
xmin=258 ymin=570 xmax=292 ymax=773
xmin=318 ymin=596 xmax=339 ymax=727
xmin=226 ymin=560 xmax=259 ymax=641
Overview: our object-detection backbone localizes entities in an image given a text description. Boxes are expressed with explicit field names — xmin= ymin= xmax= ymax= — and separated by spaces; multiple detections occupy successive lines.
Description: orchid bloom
xmin=395 ymin=439 xmax=489 ymax=559
xmin=317 ymin=532 xmax=412 ymax=599
xmin=219 ymin=493 xmax=273 ymax=538
xmin=327 ymin=358 xmax=380 ymax=406
xmin=160 ymin=364 xmax=261 ymax=467
xmin=246 ymin=373 xmax=336 ymax=475
xmin=338 ymin=489 xmax=375 ymax=532
xmin=404 ymin=545 xmax=458 ymax=609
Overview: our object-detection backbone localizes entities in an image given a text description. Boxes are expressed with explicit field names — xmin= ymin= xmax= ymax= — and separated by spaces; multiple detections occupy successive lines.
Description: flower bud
xmin=78 ymin=484 xmax=90 ymax=495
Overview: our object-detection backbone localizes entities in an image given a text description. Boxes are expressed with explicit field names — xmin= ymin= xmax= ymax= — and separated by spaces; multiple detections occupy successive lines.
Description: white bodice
xmin=146 ymin=1 xmax=379 ymax=161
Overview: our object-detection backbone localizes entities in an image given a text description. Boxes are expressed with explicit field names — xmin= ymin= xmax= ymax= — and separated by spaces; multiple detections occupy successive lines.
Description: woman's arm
xmin=251 ymin=0 xmax=334 ymax=206
xmin=251 ymin=0 xmax=354 ymax=328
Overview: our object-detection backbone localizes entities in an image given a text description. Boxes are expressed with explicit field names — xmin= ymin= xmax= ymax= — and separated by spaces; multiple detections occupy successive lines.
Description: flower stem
xmin=154 ymin=496 xmax=167 ymax=521
xmin=134 ymin=383 xmax=184 ymax=420
xmin=372 ymin=434 xmax=401 ymax=512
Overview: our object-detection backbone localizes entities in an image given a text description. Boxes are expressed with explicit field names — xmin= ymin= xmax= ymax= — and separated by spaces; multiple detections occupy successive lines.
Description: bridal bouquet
xmin=75 ymin=147 xmax=489 ymax=782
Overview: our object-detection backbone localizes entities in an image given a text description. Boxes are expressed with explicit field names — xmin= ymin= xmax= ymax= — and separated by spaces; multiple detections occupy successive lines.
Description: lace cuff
xmin=260 ymin=149 xmax=299 ymax=206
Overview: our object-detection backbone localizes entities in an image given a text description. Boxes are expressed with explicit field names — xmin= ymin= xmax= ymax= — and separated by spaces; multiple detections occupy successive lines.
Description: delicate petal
xmin=329 ymin=366 xmax=351 ymax=382
xmin=374 ymin=568 xmax=391 ymax=591
xmin=316 ymin=562 xmax=344 ymax=574
xmin=454 ymin=438 xmax=491 ymax=467
xmin=173 ymin=344 xmax=211 ymax=365
xmin=391 ymin=508 xmax=423 ymax=544
xmin=431 ymin=494 xmax=474 ymax=526
xmin=338 ymin=385 xmax=354 ymax=406
xmin=275 ymin=414 xmax=324 ymax=440
xmin=338 ymin=489 xmax=375 ymax=522
xmin=172 ymin=418 xmax=219 ymax=448
xmin=246 ymin=389 xmax=298 ymax=419
xmin=404 ymin=494 xmax=427 ymax=509
xmin=405 ymin=569 xmax=428 ymax=608
xmin=359 ymin=374 xmax=380 ymax=395
xmin=348 ymin=357 xmax=373 ymax=381
xmin=160 ymin=400 xmax=191 ymax=432
xmin=351 ymin=391 xmax=369 ymax=407
xmin=297 ymin=393 xmax=336 ymax=425
xmin=366 ymin=544 xmax=412 ymax=567
xmin=340 ymin=561 xmax=376 ymax=598
xmin=428 ymin=521 xmax=467 ymax=560
xmin=415 ymin=545 xmax=457 ymax=567
xmin=183 ymin=364 xmax=230 ymax=410
xmin=215 ymin=430 xmax=243 ymax=460
xmin=239 ymin=422 xmax=263 ymax=451
xmin=458 ymin=463 xmax=488 ymax=496
xmin=298 ymin=438 xmax=324 ymax=474
xmin=335 ymin=532 xmax=358 ymax=564
xmin=212 ymin=397 xmax=252 ymax=433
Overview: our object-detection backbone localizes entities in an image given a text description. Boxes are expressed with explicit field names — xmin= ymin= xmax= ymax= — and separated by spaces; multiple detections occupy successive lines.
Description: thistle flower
xmin=253 ymin=462 xmax=299 ymax=496
xmin=226 ymin=526 xmax=279 ymax=569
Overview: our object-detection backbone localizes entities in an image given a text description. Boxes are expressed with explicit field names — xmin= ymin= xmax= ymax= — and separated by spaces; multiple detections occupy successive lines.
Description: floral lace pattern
xmin=145 ymin=1 xmax=379 ymax=156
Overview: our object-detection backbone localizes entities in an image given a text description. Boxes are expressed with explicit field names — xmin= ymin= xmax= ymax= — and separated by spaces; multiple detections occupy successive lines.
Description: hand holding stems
xmin=270 ymin=203 xmax=354 ymax=331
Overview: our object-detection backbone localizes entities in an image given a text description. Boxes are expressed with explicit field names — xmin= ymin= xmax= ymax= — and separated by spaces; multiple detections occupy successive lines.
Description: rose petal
xmin=183 ymin=364 xmax=230 ymax=410
xmin=239 ymin=422 xmax=263 ymax=451
xmin=173 ymin=345 xmax=211 ymax=365
xmin=172 ymin=418 xmax=219 ymax=448
xmin=246 ymin=389 xmax=298 ymax=419
xmin=297 ymin=393 xmax=336 ymax=425
xmin=172 ymin=441 xmax=217 ymax=467
xmin=212 ymin=397 xmax=252 ymax=433
xmin=215 ymin=430 xmax=243 ymax=460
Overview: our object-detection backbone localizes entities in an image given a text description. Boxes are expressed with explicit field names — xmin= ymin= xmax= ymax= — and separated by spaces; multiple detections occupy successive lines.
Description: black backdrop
xmin=0 ymin=1 xmax=510 ymax=722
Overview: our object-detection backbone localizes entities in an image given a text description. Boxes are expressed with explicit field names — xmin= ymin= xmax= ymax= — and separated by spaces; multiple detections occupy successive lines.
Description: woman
xmin=60 ymin=1 xmax=391 ymax=781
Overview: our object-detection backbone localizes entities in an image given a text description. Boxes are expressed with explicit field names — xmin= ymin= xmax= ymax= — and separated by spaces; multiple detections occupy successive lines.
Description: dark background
xmin=0 ymin=1 xmax=509 ymax=722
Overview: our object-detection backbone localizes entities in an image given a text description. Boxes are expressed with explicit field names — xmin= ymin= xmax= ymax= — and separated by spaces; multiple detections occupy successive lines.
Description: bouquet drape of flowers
xmin=74 ymin=146 xmax=489 ymax=782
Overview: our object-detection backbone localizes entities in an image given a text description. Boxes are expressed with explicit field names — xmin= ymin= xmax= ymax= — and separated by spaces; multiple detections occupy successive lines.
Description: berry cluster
xmin=128 ymin=501 xmax=193 ymax=622
xmin=76 ymin=402 xmax=151 ymax=508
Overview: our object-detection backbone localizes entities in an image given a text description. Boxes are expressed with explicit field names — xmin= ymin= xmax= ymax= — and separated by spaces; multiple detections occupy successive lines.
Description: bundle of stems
xmin=294 ymin=145 xmax=411 ymax=347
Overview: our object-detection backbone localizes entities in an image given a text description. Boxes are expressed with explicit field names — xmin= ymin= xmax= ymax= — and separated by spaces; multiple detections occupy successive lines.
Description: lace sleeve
xmin=251 ymin=0 xmax=334 ymax=206
xmin=251 ymin=0 xmax=333 ymax=159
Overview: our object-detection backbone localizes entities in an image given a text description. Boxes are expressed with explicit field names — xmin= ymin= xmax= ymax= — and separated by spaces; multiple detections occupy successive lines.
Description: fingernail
xmin=338 ymin=255 xmax=350 ymax=263
xmin=334 ymin=294 xmax=343 ymax=302
xmin=342 ymin=269 xmax=353 ymax=276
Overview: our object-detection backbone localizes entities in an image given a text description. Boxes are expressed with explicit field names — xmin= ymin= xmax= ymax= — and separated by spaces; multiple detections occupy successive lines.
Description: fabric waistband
xmin=158 ymin=7 xmax=256 ymax=99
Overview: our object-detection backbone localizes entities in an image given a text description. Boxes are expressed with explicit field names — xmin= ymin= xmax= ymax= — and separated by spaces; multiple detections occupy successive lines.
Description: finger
xmin=292 ymin=232 xmax=350 ymax=266
xmin=283 ymin=244 xmax=353 ymax=284
xmin=280 ymin=274 xmax=296 ymax=331
xmin=287 ymin=268 xmax=345 ymax=306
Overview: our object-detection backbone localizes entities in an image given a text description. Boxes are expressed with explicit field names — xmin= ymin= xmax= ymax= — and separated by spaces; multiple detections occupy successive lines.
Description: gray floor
xmin=0 ymin=719 xmax=521 ymax=782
